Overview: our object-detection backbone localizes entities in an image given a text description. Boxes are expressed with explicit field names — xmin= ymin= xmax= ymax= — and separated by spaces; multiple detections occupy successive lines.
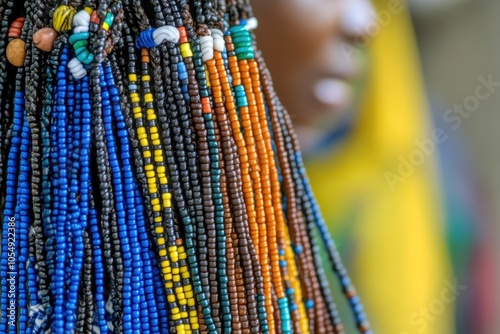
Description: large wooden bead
xmin=33 ymin=28 xmax=58 ymax=52
xmin=6 ymin=38 xmax=26 ymax=67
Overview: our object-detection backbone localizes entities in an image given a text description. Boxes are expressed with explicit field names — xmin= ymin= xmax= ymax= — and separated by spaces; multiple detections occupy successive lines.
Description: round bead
xmin=33 ymin=28 xmax=58 ymax=52
xmin=6 ymin=38 xmax=26 ymax=67
xmin=52 ymin=5 xmax=76 ymax=32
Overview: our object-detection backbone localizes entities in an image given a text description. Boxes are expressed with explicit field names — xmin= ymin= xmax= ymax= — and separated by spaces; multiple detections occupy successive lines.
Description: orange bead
xmin=7 ymin=28 xmax=21 ymax=38
xmin=8 ymin=18 xmax=25 ymax=38
xmin=6 ymin=38 xmax=26 ymax=67
xmin=90 ymin=10 xmax=100 ymax=24
xmin=178 ymin=27 xmax=188 ymax=44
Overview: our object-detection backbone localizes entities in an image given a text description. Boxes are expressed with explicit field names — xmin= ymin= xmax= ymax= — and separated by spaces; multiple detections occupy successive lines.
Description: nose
xmin=339 ymin=0 xmax=376 ymax=41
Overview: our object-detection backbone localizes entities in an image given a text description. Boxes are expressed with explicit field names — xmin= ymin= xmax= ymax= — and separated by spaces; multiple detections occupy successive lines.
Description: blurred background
xmin=253 ymin=0 xmax=500 ymax=333
xmin=413 ymin=1 xmax=500 ymax=331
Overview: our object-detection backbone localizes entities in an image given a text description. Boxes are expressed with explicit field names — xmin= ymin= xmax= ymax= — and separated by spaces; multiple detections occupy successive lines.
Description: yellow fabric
xmin=307 ymin=2 xmax=454 ymax=333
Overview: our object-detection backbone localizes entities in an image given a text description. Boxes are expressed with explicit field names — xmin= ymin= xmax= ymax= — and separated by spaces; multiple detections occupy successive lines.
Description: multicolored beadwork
xmin=0 ymin=0 xmax=371 ymax=333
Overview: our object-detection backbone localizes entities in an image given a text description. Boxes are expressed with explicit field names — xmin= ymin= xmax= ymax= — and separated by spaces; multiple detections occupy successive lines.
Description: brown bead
xmin=6 ymin=38 xmax=26 ymax=67
xmin=33 ymin=28 xmax=58 ymax=52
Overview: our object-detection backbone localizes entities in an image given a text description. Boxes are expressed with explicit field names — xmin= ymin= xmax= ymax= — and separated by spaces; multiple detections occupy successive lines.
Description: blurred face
xmin=252 ymin=0 xmax=375 ymax=144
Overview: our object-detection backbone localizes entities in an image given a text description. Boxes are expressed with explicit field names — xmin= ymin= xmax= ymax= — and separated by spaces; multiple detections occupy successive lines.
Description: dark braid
xmin=89 ymin=1 xmax=124 ymax=331
xmin=25 ymin=0 xmax=52 ymax=323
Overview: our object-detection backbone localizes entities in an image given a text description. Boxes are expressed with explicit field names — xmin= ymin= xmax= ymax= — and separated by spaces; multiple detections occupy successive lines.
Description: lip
xmin=312 ymin=77 xmax=353 ymax=111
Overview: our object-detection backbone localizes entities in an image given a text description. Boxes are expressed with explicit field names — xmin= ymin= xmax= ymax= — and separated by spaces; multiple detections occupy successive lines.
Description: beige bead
xmin=6 ymin=38 xmax=26 ymax=67
xmin=33 ymin=27 xmax=58 ymax=52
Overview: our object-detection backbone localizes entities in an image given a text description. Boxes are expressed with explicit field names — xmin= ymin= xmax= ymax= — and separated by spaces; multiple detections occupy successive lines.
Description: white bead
xmin=68 ymin=58 xmax=87 ymax=79
xmin=153 ymin=25 xmax=180 ymax=45
xmin=73 ymin=25 xmax=89 ymax=34
xmin=73 ymin=10 xmax=90 ymax=28
xmin=210 ymin=29 xmax=225 ymax=51
xmin=200 ymin=35 xmax=214 ymax=62
xmin=245 ymin=17 xmax=258 ymax=31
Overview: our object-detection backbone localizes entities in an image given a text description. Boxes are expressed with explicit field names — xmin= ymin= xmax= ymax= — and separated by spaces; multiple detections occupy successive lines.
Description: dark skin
xmin=252 ymin=0 xmax=374 ymax=150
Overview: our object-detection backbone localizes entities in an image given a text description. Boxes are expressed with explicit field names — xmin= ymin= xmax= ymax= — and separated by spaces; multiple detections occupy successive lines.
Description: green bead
xmin=72 ymin=40 xmax=88 ymax=50
xmin=237 ymin=52 xmax=255 ymax=60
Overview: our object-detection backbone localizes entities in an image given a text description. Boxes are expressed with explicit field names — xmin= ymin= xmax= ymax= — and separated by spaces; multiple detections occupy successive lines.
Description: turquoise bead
xmin=75 ymin=46 xmax=87 ymax=57
xmin=69 ymin=32 xmax=89 ymax=45
xmin=104 ymin=12 xmax=115 ymax=26
xmin=82 ymin=53 xmax=94 ymax=65
xmin=228 ymin=25 xmax=247 ymax=34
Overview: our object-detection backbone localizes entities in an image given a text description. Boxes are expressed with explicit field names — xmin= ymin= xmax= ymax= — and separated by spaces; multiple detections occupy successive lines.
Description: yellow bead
xmin=144 ymin=93 xmax=154 ymax=103
xmin=167 ymin=295 xmax=176 ymax=303
xmin=130 ymin=93 xmax=140 ymax=103
xmin=192 ymin=323 xmax=199 ymax=330
xmin=204 ymin=65 xmax=211 ymax=87
xmin=180 ymin=43 xmax=193 ymax=58
xmin=172 ymin=313 xmax=181 ymax=321
xmin=158 ymin=238 xmax=165 ymax=245
xmin=147 ymin=109 xmax=157 ymax=120
xmin=53 ymin=5 xmax=76 ymax=32
xmin=155 ymin=227 xmax=164 ymax=234
xmin=84 ymin=7 xmax=93 ymax=14
xmin=145 ymin=164 xmax=154 ymax=171
xmin=189 ymin=310 xmax=197 ymax=317
xmin=159 ymin=249 xmax=167 ymax=257
xmin=129 ymin=74 xmax=138 ymax=82
xmin=181 ymin=311 xmax=188 ymax=318
xmin=102 ymin=22 xmax=110 ymax=31
xmin=182 ymin=271 xmax=190 ymax=279
xmin=143 ymin=75 xmax=151 ymax=82
xmin=185 ymin=291 xmax=193 ymax=299
xmin=144 ymin=150 xmax=151 ymax=158
xmin=176 ymin=324 xmax=185 ymax=334
xmin=187 ymin=298 xmax=195 ymax=307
